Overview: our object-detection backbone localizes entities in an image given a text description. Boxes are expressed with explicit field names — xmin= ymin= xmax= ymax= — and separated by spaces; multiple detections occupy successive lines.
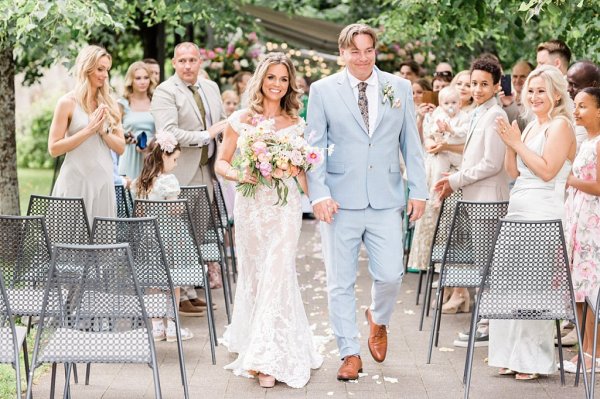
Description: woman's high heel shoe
xmin=441 ymin=293 xmax=470 ymax=314
xmin=258 ymin=373 xmax=276 ymax=388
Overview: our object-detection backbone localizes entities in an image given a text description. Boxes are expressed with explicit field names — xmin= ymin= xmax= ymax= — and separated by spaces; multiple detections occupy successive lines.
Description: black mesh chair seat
xmin=428 ymin=201 xmax=508 ymax=363
xmin=463 ymin=219 xmax=588 ymax=398
xmin=77 ymin=291 xmax=169 ymax=319
xmin=26 ymin=243 xmax=163 ymax=399
xmin=39 ymin=328 xmax=150 ymax=364
xmin=170 ymin=266 xmax=205 ymax=287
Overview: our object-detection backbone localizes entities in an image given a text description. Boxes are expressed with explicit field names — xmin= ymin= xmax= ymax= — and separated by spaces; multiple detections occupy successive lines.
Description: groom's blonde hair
xmin=338 ymin=24 xmax=378 ymax=50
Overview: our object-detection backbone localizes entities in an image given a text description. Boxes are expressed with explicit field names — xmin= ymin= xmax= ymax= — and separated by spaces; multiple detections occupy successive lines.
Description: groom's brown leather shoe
xmin=337 ymin=355 xmax=362 ymax=381
xmin=366 ymin=309 xmax=387 ymax=363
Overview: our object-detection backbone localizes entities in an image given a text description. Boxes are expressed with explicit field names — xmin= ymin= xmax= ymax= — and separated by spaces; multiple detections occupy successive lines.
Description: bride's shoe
xmin=258 ymin=373 xmax=276 ymax=388
xmin=442 ymin=293 xmax=470 ymax=314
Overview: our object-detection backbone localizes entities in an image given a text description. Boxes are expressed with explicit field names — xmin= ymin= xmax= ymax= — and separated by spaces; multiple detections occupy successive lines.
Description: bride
xmin=215 ymin=52 xmax=323 ymax=388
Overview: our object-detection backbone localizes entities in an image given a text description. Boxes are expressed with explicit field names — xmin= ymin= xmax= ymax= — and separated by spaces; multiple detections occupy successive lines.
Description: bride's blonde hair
xmin=246 ymin=52 xmax=301 ymax=120
xmin=72 ymin=45 xmax=120 ymax=130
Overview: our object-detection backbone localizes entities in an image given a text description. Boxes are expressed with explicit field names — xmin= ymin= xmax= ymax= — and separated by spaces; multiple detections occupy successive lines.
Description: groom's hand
xmin=407 ymin=199 xmax=426 ymax=222
xmin=313 ymin=198 xmax=339 ymax=224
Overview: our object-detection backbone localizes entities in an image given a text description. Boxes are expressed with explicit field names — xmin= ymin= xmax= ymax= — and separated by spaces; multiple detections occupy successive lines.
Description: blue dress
xmin=117 ymin=98 xmax=155 ymax=179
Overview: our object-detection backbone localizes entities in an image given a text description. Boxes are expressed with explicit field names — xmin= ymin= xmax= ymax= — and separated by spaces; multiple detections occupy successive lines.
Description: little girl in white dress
xmin=132 ymin=131 xmax=193 ymax=342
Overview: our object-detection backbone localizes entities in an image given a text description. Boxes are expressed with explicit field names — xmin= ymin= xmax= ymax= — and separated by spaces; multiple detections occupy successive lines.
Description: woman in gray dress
xmin=48 ymin=45 xmax=125 ymax=222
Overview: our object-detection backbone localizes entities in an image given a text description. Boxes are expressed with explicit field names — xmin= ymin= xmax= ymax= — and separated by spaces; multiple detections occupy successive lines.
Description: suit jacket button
xmin=369 ymin=165 xmax=373 ymax=169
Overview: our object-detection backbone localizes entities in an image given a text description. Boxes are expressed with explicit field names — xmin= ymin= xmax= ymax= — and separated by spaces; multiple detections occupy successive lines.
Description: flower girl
xmin=132 ymin=131 xmax=193 ymax=342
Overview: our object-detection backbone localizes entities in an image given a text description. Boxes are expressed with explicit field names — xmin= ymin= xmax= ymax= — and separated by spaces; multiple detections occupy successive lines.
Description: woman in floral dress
xmin=564 ymin=87 xmax=600 ymax=372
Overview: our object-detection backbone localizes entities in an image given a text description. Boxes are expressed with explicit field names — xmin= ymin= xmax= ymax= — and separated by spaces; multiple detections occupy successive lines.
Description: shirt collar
xmin=475 ymin=95 xmax=497 ymax=113
xmin=346 ymin=68 xmax=378 ymax=88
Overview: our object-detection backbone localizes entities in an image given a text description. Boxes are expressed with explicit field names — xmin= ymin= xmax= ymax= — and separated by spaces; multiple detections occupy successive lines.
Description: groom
xmin=307 ymin=23 xmax=428 ymax=381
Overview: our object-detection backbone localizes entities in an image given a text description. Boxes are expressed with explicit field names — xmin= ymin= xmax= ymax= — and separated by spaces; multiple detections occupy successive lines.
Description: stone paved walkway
xmin=29 ymin=220 xmax=588 ymax=398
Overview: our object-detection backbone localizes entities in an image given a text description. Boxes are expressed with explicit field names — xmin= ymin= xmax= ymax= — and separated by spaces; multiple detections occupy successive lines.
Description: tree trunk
xmin=0 ymin=46 xmax=20 ymax=215
xmin=140 ymin=22 xmax=166 ymax=82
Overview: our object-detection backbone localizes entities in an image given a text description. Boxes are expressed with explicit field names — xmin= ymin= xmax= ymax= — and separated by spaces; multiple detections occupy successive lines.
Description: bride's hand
xmin=240 ymin=167 xmax=258 ymax=185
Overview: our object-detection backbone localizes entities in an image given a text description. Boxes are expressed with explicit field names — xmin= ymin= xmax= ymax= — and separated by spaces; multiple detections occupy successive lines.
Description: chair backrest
xmin=212 ymin=179 xmax=230 ymax=227
xmin=477 ymin=219 xmax=575 ymax=321
xmin=91 ymin=217 xmax=172 ymax=288
xmin=0 ymin=216 xmax=52 ymax=316
xmin=26 ymin=195 xmax=90 ymax=245
xmin=33 ymin=243 xmax=152 ymax=365
xmin=133 ymin=200 xmax=205 ymax=287
xmin=115 ymin=184 xmax=134 ymax=218
xmin=429 ymin=189 xmax=462 ymax=263
xmin=179 ymin=185 xmax=220 ymax=245
xmin=440 ymin=201 xmax=509 ymax=287
xmin=0 ymin=273 xmax=20 ymax=365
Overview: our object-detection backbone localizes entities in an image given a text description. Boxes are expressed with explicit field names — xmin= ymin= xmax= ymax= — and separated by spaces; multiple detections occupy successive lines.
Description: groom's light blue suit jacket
xmin=306 ymin=68 xmax=428 ymax=210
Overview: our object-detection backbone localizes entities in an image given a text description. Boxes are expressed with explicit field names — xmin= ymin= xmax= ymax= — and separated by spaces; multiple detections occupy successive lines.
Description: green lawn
xmin=17 ymin=168 xmax=53 ymax=215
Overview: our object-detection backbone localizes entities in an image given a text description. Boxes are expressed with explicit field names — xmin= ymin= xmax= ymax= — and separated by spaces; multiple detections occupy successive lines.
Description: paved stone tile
xmin=26 ymin=220 xmax=591 ymax=398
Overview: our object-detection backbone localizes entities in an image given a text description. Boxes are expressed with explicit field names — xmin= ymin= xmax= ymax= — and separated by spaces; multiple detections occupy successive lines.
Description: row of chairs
xmin=0 ymin=183 xmax=237 ymax=398
xmin=409 ymin=192 xmax=592 ymax=398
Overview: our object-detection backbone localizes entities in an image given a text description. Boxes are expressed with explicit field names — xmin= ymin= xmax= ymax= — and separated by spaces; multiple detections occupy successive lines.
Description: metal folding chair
xmin=427 ymin=201 xmax=508 ymax=363
xmin=213 ymin=179 xmax=238 ymax=282
xmin=26 ymin=243 xmax=162 ymax=398
xmin=92 ymin=217 xmax=190 ymax=398
xmin=418 ymin=189 xmax=462 ymax=330
xmin=133 ymin=199 xmax=218 ymax=364
xmin=463 ymin=219 xmax=587 ymax=398
xmin=114 ymin=184 xmax=134 ymax=218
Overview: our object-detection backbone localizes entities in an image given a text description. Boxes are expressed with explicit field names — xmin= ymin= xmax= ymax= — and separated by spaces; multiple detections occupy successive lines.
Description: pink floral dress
xmin=565 ymin=134 xmax=600 ymax=302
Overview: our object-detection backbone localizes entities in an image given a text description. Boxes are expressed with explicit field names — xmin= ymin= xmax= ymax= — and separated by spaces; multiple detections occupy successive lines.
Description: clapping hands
xmin=496 ymin=117 xmax=522 ymax=149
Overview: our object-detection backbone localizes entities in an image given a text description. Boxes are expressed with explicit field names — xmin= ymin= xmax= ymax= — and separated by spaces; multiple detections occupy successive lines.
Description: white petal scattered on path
xmin=358 ymin=372 xmax=369 ymax=377
xmin=372 ymin=374 xmax=380 ymax=380
xmin=403 ymin=309 xmax=415 ymax=315
xmin=384 ymin=376 xmax=399 ymax=383
xmin=396 ymin=300 xmax=403 ymax=304
xmin=376 ymin=380 xmax=382 ymax=385
xmin=405 ymin=290 xmax=414 ymax=294
xmin=347 ymin=379 xmax=358 ymax=384
xmin=327 ymin=392 xmax=334 ymax=396
xmin=439 ymin=347 xmax=455 ymax=352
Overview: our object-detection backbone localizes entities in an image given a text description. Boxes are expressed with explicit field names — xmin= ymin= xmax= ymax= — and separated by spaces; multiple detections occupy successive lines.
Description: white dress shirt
xmin=346 ymin=69 xmax=378 ymax=136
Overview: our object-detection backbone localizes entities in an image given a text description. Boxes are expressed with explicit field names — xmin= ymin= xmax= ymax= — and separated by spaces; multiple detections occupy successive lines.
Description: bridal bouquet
xmin=232 ymin=116 xmax=333 ymax=206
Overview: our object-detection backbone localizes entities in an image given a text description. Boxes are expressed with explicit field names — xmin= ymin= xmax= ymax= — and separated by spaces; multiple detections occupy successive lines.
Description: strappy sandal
xmin=515 ymin=373 xmax=539 ymax=381
xmin=498 ymin=368 xmax=516 ymax=375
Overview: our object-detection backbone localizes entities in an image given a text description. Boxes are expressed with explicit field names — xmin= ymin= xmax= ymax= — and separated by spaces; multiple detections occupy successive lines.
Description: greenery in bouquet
xmin=232 ymin=116 xmax=332 ymax=206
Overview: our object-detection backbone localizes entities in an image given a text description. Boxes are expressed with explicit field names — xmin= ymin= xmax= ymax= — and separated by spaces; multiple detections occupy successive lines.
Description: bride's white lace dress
xmin=221 ymin=109 xmax=323 ymax=388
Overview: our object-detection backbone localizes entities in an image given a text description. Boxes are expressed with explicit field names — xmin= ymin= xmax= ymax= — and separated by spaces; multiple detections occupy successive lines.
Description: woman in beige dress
xmin=48 ymin=45 xmax=125 ymax=222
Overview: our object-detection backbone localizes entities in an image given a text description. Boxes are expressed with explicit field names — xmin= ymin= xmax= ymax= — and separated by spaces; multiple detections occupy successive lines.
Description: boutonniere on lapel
xmin=382 ymin=82 xmax=401 ymax=109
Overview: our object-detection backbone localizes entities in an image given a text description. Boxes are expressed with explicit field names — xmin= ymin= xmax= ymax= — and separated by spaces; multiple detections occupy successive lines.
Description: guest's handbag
xmin=136 ymin=131 xmax=148 ymax=150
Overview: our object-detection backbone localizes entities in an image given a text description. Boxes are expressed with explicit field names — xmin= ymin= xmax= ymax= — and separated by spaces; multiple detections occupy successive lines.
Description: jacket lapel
xmin=173 ymin=75 xmax=202 ymax=122
xmin=463 ymin=99 xmax=494 ymax=149
xmin=373 ymin=68 xmax=387 ymax=133
xmin=336 ymin=71 xmax=369 ymax=135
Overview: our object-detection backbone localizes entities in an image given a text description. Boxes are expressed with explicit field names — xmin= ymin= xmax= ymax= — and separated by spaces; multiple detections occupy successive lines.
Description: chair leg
xmin=204 ymin=271 xmax=218 ymax=365
xmin=574 ymin=314 xmax=590 ymax=398
xmin=172 ymin=297 xmax=190 ymax=399
xmin=576 ymin=303 xmax=588 ymax=387
xmin=85 ymin=363 xmax=91 ymax=385
xmin=555 ymin=320 xmax=565 ymax=386
xmin=72 ymin=363 xmax=78 ymax=384
xmin=419 ymin=264 xmax=434 ymax=331
xmin=62 ymin=363 xmax=72 ymax=399
xmin=15 ymin=355 xmax=22 ymax=399
xmin=427 ymin=286 xmax=444 ymax=364
xmin=22 ymin=339 xmax=30 ymax=383
xmin=50 ymin=363 xmax=57 ymax=399
xmin=219 ymin=261 xmax=232 ymax=323
xmin=147 ymin=328 xmax=163 ymax=399
xmin=416 ymin=270 xmax=424 ymax=306
xmin=590 ymin=310 xmax=598 ymax=399
xmin=463 ymin=307 xmax=480 ymax=399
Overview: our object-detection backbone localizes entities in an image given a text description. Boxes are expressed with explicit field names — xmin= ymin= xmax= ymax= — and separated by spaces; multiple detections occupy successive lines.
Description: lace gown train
xmin=222 ymin=110 xmax=323 ymax=388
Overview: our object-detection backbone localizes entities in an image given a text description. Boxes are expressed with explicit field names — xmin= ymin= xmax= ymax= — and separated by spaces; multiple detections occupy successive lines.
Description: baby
xmin=424 ymin=86 xmax=469 ymax=203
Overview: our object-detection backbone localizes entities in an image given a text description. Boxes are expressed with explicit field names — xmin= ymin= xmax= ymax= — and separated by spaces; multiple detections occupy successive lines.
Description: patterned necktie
xmin=358 ymin=82 xmax=369 ymax=130
xmin=188 ymin=85 xmax=209 ymax=166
